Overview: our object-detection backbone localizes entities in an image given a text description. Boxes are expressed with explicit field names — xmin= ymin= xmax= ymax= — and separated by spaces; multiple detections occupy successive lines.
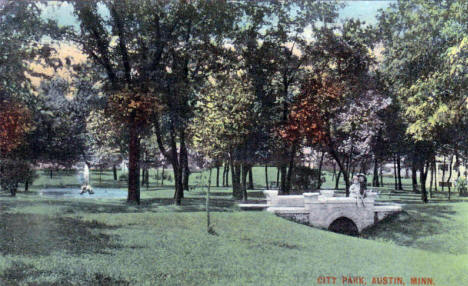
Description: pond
xmin=39 ymin=188 xmax=127 ymax=199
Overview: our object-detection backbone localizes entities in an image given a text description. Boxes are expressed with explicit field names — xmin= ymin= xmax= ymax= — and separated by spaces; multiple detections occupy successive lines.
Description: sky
xmin=41 ymin=1 xmax=396 ymax=28
xmin=339 ymin=1 xmax=394 ymax=24
xmin=34 ymin=0 xmax=395 ymax=85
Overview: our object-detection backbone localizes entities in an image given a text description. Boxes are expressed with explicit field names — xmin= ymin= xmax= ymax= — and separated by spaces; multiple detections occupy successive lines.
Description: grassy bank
xmin=1 ymin=192 xmax=468 ymax=285
xmin=32 ymin=166 xmax=421 ymax=191
xmin=1 ymin=170 xmax=467 ymax=285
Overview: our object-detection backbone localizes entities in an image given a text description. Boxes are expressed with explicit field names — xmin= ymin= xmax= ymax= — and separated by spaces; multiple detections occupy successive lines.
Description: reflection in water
xmin=40 ymin=188 xmax=127 ymax=199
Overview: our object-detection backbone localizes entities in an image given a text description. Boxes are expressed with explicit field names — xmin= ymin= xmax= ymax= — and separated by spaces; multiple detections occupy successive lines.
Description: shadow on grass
xmin=361 ymin=203 xmax=458 ymax=252
xmin=0 ymin=212 xmax=132 ymax=284
xmin=0 ymin=261 xmax=130 ymax=286
xmin=0 ymin=194 xmax=237 ymax=215
xmin=0 ymin=213 xmax=120 ymax=257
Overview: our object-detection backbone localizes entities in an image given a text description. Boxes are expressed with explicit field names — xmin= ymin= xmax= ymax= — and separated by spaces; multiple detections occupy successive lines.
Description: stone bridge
xmin=262 ymin=190 xmax=402 ymax=235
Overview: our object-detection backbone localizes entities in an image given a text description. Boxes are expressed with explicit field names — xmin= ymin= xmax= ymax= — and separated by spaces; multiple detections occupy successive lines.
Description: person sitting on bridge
xmin=357 ymin=173 xmax=368 ymax=198
xmin=349 ymin=176 xmax=362 ymax=198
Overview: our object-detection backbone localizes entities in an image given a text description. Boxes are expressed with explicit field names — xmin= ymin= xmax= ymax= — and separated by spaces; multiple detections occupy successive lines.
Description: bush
xmin=292 ymin=166 xmax=322 ymax=192
xmin=455 ymin=177 xmax=468 ymax=196
xmin=119 ymin=173 xmax=128 ymax=181
xmin=154 ymin=173 xmax=172 ymax=182
xmin=0 ymin=159 xmax=35 ymax=196
xmin=23 ymin=167 xmax=38 ymax=191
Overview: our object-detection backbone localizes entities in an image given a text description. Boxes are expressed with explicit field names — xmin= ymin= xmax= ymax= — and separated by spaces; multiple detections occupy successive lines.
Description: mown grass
xmin=32 ymin=166 xmax=450 ymax=195
xmin=1 ymin=170 xmax=467 ymax=285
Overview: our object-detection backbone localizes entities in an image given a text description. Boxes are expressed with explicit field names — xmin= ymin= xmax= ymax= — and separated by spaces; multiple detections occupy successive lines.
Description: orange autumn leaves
xmin=279 ymin=77 xmax=344 ymax=145
xmin=0 ymin=99 xmax=31 ymax=155
xmin=107 ymin=87 xmax=161 ymax=126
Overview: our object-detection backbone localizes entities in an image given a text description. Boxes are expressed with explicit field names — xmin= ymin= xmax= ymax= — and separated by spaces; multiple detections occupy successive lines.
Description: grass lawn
xmin=1 ymin=169 xmax=467 ymax=285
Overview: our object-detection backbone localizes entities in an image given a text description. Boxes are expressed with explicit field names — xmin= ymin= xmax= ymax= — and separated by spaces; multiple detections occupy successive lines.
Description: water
xmin=39 ymin=188 xmax=127 ymax=199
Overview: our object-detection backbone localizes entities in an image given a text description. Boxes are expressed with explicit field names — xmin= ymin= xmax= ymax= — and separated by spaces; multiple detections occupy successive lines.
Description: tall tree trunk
xmin=24 ymin=180 xmax=29 ymax=192
xmin=380 ymin=164 xmax=384 ymax=187
xmin=372 ymin=157 xmax=380 ymax=187
xmin=441 ymin=156 xmax=446 ymax=192
xmin=332 ymin=163 xmax=336 ymax=181
xmin=10 ymin=183 xmax=17 ymax=197
xmin=225 ymin=162 xmax=229 ymax=187
xmin=173 ymin=162 xmax=183 ymax=205
xmin=429 ymin=160 xmax=434 ymax=198
xmin=181 ymin=139 xmax=189 ymax=193
xmin=172 ymin=129 xmax=186 ymax=205
xmin=447 ymin=155 xmax=453 ymax=200
xmin=241 ymin=164 xmax=249 ymax=201
xmin=393 ymin=154 xmax=398 ymax=190
xmin=420 ymin=161 xmax=429 ymax=203
xmin=248 ymin=166 xmax=254 ymax=189
xmin=161 ymin=165 xmax=165 ymax=186
xmin=206 ymin=168 xmax=213 ymax=234
xmin=329 ymin=146 xmax=350 ymax=196
xmin=335 ymin=170 xmax=341 ymax=189
xmin=50 ymin=169 xmax=53 ymax=179
xmin=113 ymin=165 xmax=117 ymax=181
xmin=145 ymin=168 xmax=149 ymax=188
xmin=265 ymin=165 xmax=269 ymax=189
xmin=216 ymin=166 xmax=220 ymax=187
xmin=284 ymin=143 xmax=297 ymax=194
xmin=222 ymin=165 xmax=226 ymax=187
xmin=276 ymin=167 xmax=280 ymax=188
xmin=397 ymin=153 xmax=403 ymax=190
xmin=345 ymin=150 xmax=353 ymax=189
xmin=280 ymin=165 xmax=287 ymax=194
xmin=127 ymin=122 xmax=140 ymax=204
xmin=434 ymin=157 xmax=438 ymax=192
xmin=412 ymin=159 xmax=418 ymax=193
xmin=317 ymin=151 xmax=325 ymax=189
xmin=230 ymin=158 xmax=242 ymax=199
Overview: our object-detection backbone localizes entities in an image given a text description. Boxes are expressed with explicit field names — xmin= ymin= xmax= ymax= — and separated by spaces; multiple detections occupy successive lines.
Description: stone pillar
xmin=303 ymin=192 xmax=319 ymax=211
xmin=320 ymin=190 xmax=334 ymax=197
xmin=263 ymin=190 xmax=279 ymax=207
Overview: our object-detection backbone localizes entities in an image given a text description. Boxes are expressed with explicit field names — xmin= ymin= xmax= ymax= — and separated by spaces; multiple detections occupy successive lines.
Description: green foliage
xmin=118 ymin=173 xmax=128 ymax=182
xmin=379 ymin=0 xmax=468 ymax=141
xmin=191 ymin=73 xmax=256 ymax=161
xmin=291 ymin=166 xmax=322 ymax=192
xmin=455 ymin=177 xmax=468 ymax=196
xmin=0 ymin=159 xmax=34 ymax=195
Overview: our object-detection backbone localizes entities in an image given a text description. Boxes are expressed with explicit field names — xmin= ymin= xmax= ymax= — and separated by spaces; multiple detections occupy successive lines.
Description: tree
xmin=191 ymin=73 xmax=256 ymax=200
xmin=378 ymin=0 xmax=467 ymax=202
xmin=0 ymin=0 xmax=61 ymax=195
xmin=280 ymin=20 xmax=386 ymax=195
xmin=271 ymin=1 xmax=341 ymax=194
xmin=34 ymin=77 xmax=89 ymax=170
xmin=70 ymin=0 xmax=234 ymax=205
xmin=86 ymin=109 xmax=125 ymax=181
xmin=230 ymin=1 xmax=341 ymax=195
xmin=0 ymin=100 xmax=31 ymax=156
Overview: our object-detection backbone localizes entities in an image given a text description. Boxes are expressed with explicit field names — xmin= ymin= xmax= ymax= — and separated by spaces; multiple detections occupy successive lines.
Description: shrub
xmin=292 ymin=166 xmax=322 ymax=192
xmin=119 ymin=173 xmax=128 ymax=181
xmin=0 ymin=159 xmax=34 ymax=196
xmin=455 ymin=177 xmax=468 ymax=196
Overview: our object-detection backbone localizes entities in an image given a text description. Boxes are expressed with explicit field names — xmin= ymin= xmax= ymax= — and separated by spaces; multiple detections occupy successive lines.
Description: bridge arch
xmin=328 ymin=217 xmax=359 ymax=236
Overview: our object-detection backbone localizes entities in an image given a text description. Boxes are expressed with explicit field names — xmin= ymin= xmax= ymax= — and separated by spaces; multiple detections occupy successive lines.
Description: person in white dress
xmin=349 ymin=176 xmax=361 ymax=198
